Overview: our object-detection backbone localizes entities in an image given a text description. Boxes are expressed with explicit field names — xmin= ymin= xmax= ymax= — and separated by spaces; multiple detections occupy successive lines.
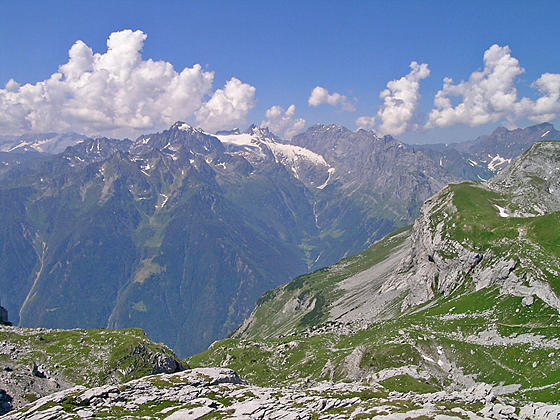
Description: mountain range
xmin=4 ymin=139 xmax=560 ymax=419
xmin=0 ymin=122 xmax=558 ymax=357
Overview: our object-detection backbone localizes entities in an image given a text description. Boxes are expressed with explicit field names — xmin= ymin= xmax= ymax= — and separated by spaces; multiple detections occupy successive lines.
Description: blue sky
xmin=1 ymin=0 xmax=559 ymax=143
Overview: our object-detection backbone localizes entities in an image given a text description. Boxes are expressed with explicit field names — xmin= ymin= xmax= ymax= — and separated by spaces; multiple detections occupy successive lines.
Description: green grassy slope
xmin=231 ymin=226 xmax=411 ymax=340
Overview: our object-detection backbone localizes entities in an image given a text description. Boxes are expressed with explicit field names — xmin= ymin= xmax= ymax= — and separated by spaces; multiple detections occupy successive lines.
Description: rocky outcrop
xmin=378 ymin=187 xmax=486 ymax=311
xmin=377 ymin=143 xmax=560 ymax=314
xmin=0 ymin=326 xmax=184 ymax=414
xmin=0 ymin=304 xmax=10 ymax=326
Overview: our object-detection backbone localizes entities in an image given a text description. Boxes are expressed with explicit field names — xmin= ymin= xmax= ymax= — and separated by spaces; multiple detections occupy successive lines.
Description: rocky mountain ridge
xmin=191 ymin=141 xmax=560 ymax=413
xmin=0 ymin=133 xmax=89 ymax=155
xmin=419 ymin=122 xmax=560 ymax=176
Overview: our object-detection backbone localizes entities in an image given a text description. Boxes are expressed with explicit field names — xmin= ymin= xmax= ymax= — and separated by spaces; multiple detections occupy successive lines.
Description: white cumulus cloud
xmin=426 ymin=44 xmax=560 ymax=128
xmin=261 ymin=104 xmax=306 ymax=139
xmin=427 ymin=45 xmax=524 ymax=128
xmin=196 ymin=77 xmax=256 ymax=132
xmin=0 ymin=29 xmax=256 ymax=137
xmin=520 ymin=73 xmax=560 ymax=123
xmin=376 ymin=61 xmax=430 ymax=135
xmin=308 ymin=86 xmax=355 ymax=111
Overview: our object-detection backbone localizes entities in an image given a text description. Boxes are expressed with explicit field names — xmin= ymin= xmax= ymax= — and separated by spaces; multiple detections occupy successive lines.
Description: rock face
xmin=379 ymin=141 xmax=560 ymax=311
xmin=291 ymin=124 xmax=462 ymax=225
xmin=488 ymin=141 xmax=560 ymax=215
xmin=0 ymin=304 xmax=9 ymax=325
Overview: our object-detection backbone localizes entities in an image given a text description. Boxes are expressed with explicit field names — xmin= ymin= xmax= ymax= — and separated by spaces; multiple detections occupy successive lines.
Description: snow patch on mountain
xmin=6 ymin=141 xmax=32 ymax=152
xmin=267 ymin=142 xmax=328 ymax=167
xmin=1 ymin=133 xmax=89 ymax=154
xmin=215 ymin=131 xmax=329 ymax=170
xmin=214 ymin=133 xmax=256 ymax=147
xmin=488 ymin=154 xmax=511 ymax=172
xmin=494 ymin=204 xmax=509 ymax=218
xmin=317 ymin=167 xmax=336 ymax=189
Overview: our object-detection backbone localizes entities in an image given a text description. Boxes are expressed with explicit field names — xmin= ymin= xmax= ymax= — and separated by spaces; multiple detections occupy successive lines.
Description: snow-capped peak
xmin=170 ymin=121 xmax=208 ymax=135
xmin=178 ymin=123 xmax=194 ymax=131
xmin=214 ymin=127 xmax=329 ymax=169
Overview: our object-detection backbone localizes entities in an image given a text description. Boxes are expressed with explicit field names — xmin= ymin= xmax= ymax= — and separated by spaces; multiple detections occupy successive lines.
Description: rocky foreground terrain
xmin=4 ymin=367 xmax=560 ymax=419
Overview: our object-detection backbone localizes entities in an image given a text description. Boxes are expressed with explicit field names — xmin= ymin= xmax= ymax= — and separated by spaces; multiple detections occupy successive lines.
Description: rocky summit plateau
xmin=4 ymin=367 xmax=560 ymax=420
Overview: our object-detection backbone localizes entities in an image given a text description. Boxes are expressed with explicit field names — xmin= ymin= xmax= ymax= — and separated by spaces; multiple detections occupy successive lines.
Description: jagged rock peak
xmin=245 ymin=125 xmax=279 ymax=142
xmin=61 ymin=137 xmax=131 ymax=161
xmin=244 ymin=123 xmax=258 ymax=133
xmin=356 ymin=127 xmax=379 ymax=136
xmin=306 ymin=123 xmax=351 ymax=134
xmin=298 ymin=124 xmax=385 ymax=144
xmin=130 ymin=122 xmax=224 ymax=155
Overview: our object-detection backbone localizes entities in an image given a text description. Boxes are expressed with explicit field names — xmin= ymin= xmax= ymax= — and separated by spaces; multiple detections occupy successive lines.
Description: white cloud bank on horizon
xmin=356 ymin=61 xmax=430 ymax=136
xmin=3 ymin=33 xmax=560 ymax=140
xmin=427 ymin=44 xmax=560 ymax=129
xmin=308 ymin=86 xmax=355 ymax=111
xmin=261 ymin=104 xmax=306 ymax=139
xmin=355 ymin=45 xmax=560 ymax=137
xmin=0 ymin=29 xmax=256 ymax=137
